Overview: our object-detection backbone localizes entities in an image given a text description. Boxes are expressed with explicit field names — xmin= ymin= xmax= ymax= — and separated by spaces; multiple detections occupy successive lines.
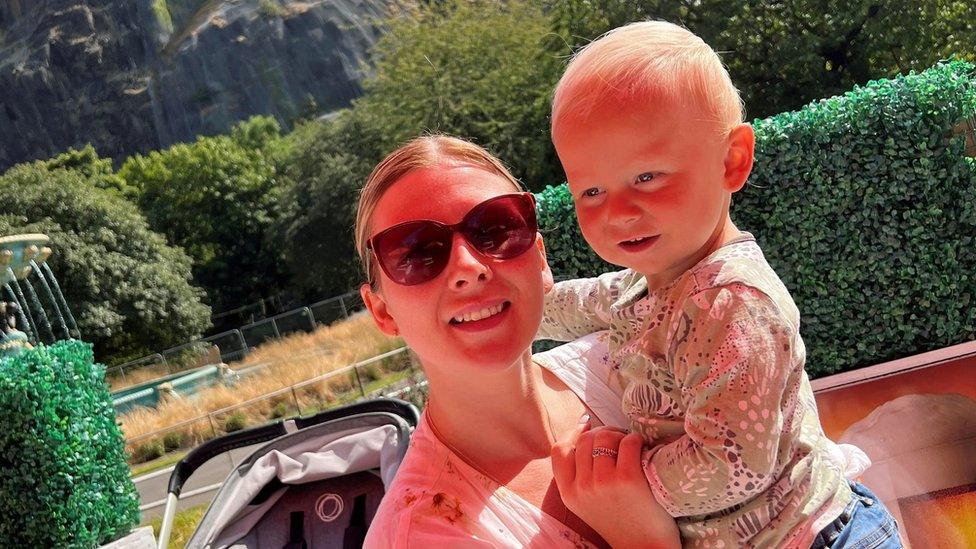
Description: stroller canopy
xmin=167 ymin=400 xmax=417 ymax=549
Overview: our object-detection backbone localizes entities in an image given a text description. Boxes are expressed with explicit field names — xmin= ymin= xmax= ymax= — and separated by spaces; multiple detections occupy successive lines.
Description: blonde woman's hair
xmin=552 ymin=20 xmax=744 ymax=136
xmin=355 ymin=135 xmax=523 ymax=284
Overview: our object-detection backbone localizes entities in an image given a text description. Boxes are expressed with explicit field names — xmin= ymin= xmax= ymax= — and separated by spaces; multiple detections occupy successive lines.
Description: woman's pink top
xmin=364 ymin=334 xmax=627 ymax=548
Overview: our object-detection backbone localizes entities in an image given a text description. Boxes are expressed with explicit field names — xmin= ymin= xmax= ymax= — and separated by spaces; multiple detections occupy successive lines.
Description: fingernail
xmin=578 ymin=413 xmax=590 ymax=424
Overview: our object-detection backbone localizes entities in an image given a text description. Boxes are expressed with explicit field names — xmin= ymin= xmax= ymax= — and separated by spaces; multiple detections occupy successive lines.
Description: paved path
xmin=135 ymin=444 xmax=260 ymax=521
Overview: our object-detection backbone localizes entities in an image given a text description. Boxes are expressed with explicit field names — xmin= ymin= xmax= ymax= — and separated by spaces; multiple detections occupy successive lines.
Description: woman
xmin=357 ymin=135 xmax=679 ymax=548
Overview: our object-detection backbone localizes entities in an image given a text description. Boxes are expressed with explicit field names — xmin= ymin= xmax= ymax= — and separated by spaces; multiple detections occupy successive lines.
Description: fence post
xmin=271 ymin=317 xmax=281 ymax=339
xmin=353 ymin=366 xmax=366 ymax=398
xmin=338 ymin=295 xmax=348 ymax=318
xmin=291 ymin=386 xmax=302 ymax=416
xmin=208 ymin=414 xmax=219 ymax=438
xmin=303 ymin=307 xmax=315 ymax=332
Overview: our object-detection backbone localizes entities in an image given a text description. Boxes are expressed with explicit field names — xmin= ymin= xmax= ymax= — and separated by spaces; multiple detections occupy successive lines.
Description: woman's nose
xmin=446 ymin=234 xmax=491 ymax=289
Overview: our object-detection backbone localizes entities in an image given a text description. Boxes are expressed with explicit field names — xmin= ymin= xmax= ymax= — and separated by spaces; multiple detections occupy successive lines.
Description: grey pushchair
xmin=158 ymin=398 xmax=420 ymax=549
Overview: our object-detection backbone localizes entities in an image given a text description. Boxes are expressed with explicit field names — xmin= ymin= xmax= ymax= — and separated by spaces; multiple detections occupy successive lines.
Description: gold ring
xmin=592 ymin=447 xmax=618 ymax=458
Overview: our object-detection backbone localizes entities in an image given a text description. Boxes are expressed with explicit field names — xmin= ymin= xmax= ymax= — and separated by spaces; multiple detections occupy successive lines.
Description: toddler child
xmin=540 ymin=21 xmax=899 ymax=548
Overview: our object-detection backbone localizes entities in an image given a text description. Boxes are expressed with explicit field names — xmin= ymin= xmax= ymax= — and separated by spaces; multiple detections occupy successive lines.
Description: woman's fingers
xmin=591 ymin=428 xmax=625 ymax=479
xmin=551 ymin=421 xmax=587 ymax=491
xmin=573 ymin=422 xmax=596 ymax=486
xmin=616 ymin=432 xmax=646 ymax=480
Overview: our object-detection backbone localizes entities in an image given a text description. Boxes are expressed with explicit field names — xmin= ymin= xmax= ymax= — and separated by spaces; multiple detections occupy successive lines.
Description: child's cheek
xmin=647 ymin=184 xmax=681 ymax=207
xmin=575 ymin=207 xmax=609 ymax=247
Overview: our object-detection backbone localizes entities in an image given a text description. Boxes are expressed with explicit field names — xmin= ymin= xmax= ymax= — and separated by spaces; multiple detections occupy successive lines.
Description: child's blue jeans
xmin=810 ymin=482 xmax=902 ymax=548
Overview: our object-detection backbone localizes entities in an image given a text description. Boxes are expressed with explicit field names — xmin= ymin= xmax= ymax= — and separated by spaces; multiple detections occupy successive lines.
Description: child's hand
xmin=551 ymin=423 xmax=680 ymax=549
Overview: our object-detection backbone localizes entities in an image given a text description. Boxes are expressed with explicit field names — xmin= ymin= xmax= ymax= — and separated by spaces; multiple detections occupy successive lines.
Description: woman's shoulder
xmin=533 ymin=332 xmax=629 ymax=429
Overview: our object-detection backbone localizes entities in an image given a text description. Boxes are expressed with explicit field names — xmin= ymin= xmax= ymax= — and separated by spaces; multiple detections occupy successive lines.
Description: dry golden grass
xmin=233 ymin=312 xmax=402 ymax=371
xmin=120 ymin=314 xmax=404 ymax=456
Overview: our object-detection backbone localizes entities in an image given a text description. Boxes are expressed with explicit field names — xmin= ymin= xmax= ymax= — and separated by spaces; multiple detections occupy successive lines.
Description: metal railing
xmin=123 ymin=346 xmax=421 ymax=464
xmin=210 ymin=294 xmax=288 ymax=325
xmin=108 ymin=291 xmax=364 ymax=384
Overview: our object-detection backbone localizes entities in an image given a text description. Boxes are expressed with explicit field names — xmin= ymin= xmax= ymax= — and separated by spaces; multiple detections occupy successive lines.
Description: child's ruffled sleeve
xmin=536 ymin=270 xmax=626 ymax=342
xmin=643 ymin=282 xmax=803 ymax=516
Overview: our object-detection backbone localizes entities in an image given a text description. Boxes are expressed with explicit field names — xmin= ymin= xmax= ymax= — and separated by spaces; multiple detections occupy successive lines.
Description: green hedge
xmin=0 ymin=341 xmax=140 ymax=547
xmin=535 ymin=183 xmax=614 ymax=280
xmin=535 ymin=61 xmax=976 ymax=377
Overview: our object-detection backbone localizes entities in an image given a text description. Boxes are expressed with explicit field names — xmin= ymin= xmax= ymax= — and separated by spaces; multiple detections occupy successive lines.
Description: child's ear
xmin=361 ymin=282 xmax=400 ymax=336
xmin=535 ymin=234 xmax=555 ymax=294
xmin=723 ymin=123 xmax=755 ymax=193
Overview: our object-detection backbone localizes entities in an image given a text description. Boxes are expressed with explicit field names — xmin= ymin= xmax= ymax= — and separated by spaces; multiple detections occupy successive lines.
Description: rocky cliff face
xmin=0 ymin=0 xmax=390 ymax=170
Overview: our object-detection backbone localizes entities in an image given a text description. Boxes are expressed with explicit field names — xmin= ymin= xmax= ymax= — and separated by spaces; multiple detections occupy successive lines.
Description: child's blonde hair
xmin=552 ymin=21 xmax=744 ymax=136
xmin=355 ymin=135 xmax=523 ymax=284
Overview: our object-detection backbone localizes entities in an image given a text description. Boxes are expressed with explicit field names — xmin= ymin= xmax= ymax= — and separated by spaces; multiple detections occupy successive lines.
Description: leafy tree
xmin=0 ymin=163 xmax=210 ymax=364
xmin=229 ymin=115 xmax=287 ymax=154
xmin=546 ymin=0 xmax=976 ymax=119
xmin=357 ymin=0 xmax=564 ymax=188
xmin=121 ymin=117 xmax=288 ymax=311
xmin=273 ymin=110 xmax=383 ymax=298
xmin=40 ymin=144 xmax=135 ymax=197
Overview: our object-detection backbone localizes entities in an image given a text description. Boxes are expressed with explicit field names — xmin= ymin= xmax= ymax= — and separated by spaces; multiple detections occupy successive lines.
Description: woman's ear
xmin=723 ymin=123 xmax=755 ymax=194
xmin=535 ymin=234 xmax=555 ymax=294
xmin=361 ymin=282 xmax=400 ymax=336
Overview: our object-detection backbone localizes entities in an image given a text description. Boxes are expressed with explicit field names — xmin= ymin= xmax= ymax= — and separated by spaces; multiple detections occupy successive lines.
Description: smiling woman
xmin=354 ymin=135 xmax=680 ymax=548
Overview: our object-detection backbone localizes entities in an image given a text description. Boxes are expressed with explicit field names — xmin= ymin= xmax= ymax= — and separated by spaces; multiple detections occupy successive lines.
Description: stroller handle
xmin=167 ymin=398 xmax=421 ymax=497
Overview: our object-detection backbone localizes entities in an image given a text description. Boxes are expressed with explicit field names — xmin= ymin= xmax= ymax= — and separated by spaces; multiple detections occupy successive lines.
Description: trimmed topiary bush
xmin=535 ymin=61 xmax=976 ymax=378
xmin=739 ymin=60 xmax=976 ymax=377
xmin=0 ymin=340 xmax=140 ymax=547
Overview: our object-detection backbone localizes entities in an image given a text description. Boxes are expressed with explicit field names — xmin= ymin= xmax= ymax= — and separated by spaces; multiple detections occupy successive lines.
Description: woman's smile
xmin=449 ymin=300 xmax=512 ymax=331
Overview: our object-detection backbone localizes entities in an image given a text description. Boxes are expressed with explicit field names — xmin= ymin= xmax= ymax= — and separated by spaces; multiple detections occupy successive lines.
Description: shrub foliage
xmin=0 ymin=341 xmax=140 ymax=546
xmin=121 ymin=117 xmax=288 ymax=311
xmin=0 ymin=164 xmax=210 ymax=363
xmin=273 ymin=112 xmax=383 ymax=299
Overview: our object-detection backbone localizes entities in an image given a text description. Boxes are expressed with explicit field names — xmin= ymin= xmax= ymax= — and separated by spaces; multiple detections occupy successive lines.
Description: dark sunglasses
xmin=367 ymin=193 xmax=538 ymax=286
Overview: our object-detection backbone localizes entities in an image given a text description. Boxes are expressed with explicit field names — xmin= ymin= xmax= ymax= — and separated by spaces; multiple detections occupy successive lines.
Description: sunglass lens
xmin=463 ymin=196 xmax=536 ymax=258
xmin=374 ymin=222 xmax=451 ymax=285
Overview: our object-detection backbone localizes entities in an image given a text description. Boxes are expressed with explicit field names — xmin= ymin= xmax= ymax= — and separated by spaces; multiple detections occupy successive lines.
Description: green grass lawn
xmin=130 ymin=449 xmax=190 ymax=477
xmin=144 ymin=503 xmax=208 ymax=548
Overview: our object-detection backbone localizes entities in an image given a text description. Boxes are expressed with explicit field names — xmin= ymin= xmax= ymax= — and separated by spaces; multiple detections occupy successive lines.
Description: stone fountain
xmin=0 ymin=233 xmax=79 ymax=350
xmin=1 ymin=233 xmax=147 ymax=547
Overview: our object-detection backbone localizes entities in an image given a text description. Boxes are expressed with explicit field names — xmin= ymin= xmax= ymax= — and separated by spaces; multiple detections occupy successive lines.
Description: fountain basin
xmin=112 ymin=363 xmax=243 ymax=415
xmin=0 ymin=233 xmax=50 ymax=284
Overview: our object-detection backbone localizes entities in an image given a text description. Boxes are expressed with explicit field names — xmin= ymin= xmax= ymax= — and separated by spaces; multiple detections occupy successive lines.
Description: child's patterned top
xmin=539 ymin=233 xmax=854 ymax=548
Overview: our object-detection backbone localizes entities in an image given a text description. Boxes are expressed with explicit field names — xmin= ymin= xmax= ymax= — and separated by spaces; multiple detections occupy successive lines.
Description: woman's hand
xmin=551 ymin=423 xmax=680 ymax=549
